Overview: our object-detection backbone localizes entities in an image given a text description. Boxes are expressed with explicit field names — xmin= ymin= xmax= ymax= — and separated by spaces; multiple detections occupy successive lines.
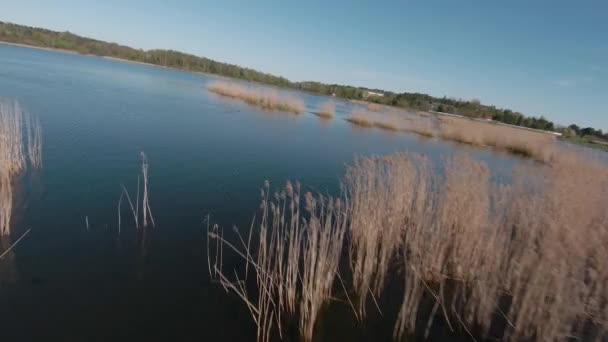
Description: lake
xmin=0 ymin=43 xmax=530 ymax=341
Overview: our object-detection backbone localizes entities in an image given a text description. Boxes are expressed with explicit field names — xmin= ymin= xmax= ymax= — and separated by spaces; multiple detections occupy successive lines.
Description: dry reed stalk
xmin=0 ymin=166 xmax=13 ymax=236
xmin=208 ymin=81 xmax=305 ymax=114
xmin=208 ymin=181 xmax=350 ymax=342
xmin=141 ymin=152 xmax=152 ymax=228
xmin=299 ymin=193 xmax=348 ymax=341
xmin=0 ymin=99 xmax=42 ymax=235
xmin=345 ymin=154 xmax=417 ymax=317
xmin=438 ymin=116 xmax=555 ymax=161
xmin=117 ymin=192 xmax=124 ymax=234
xmin=0 ymin=100 xmax=26 ymax=176
xmin=117 ymin=153 xmax=155 ymax=232
xmin=346 ymin=109 xmax=436 ymax=137
xmin=207 ymin=182 xmax=280 ymax=342
xmin=25 ymin=114 xmax=42 ymax=168
xmin=120 ymin=183 xmax=139 ymax=231
xmin=315 ymin=101 xmax=335 ymax=119
xmin=497 ymin=153 xmax=608 ymax=340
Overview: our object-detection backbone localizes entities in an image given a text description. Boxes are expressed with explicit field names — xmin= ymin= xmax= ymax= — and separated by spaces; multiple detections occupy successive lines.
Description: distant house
xmin=364 ymin=91 xmax=384 ymax=98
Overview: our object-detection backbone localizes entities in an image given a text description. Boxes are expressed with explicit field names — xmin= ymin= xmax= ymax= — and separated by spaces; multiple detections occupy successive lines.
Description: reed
xmin=0 ymin=99 xmax=43 ymax=235
xmin=314 ymin=101 xmax=335 ymax=119
xmin=345 ymin=153 xmax=430 ymax=318
xmin=210 ymin=149 xmax=608 ymax=341
xmin=208 ymin=81 xmax=306 ymax=114
xmin=346 ymin=109 xmax=435 ymax=137
xmin=345 ymin=110 xmax=375 ymax=128
xmin=0 ymin=166 xmax=11 ymax=236
xmin=117 ymin=152 xmax=155 ymax=232
xmin=438 ymin=116 xmax=555 ymax=161
xmin=25 ymin=114 xmax=42 ymax=168
xmin=208 ymin=181 xmax=349 ymax=342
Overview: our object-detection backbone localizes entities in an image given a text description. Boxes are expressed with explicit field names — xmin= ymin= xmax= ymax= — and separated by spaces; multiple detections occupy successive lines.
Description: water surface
xmin=0 ymin=43 xmax=530 ymax=341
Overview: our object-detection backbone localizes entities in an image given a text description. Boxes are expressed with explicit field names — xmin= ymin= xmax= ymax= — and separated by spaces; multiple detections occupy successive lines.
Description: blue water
xmin=0 ymin=43 xmax=528 ymax=341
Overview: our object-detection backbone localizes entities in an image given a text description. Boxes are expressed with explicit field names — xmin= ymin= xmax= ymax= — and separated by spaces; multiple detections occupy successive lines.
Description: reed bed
xmin=314 ymin=101 xmax=335 ymax=119
xmin=208 ymin=81 xmax=306 ymax=114
xmin=210 ymin=149 xmax=608 ymax=341
xmin=345 ymin=110 xmax=375 ymax=128
xmin=439 ymin=116 xmax=555 ymax=161
xmin=349 ymin=151 xmax=608 ymax=341
xmin=0 ymin=99 xmax=42 ymax=235
xmin=346 ymin=109 xmax=435 ymax=137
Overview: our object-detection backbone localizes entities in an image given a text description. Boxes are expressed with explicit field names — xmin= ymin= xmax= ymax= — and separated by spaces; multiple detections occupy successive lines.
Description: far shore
xmin=0 ymin=40 xmax=222 ymax=79
xmin=0 ymin=40 xmax=85 ymax=55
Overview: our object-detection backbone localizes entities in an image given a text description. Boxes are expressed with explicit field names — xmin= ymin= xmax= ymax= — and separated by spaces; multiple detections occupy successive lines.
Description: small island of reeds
xmin=207 ymin=81 xmax=305 ymax=114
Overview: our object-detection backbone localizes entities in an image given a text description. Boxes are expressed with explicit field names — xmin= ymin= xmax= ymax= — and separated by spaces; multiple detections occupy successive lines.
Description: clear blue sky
xmin=2 ymin=0 xmax=607 ymax=130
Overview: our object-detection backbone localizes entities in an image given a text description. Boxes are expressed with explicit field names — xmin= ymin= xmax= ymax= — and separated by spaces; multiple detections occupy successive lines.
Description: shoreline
xmin=0 ymin=40 xmax=94 ymax=56
xmin=0 ymin=40 xmax=219 ymax=78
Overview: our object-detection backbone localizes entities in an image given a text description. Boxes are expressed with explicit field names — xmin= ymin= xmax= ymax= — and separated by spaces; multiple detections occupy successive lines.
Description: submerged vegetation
xmin=208 ymin=81 xmax=305 ymax=114
xmin=345 ymin=110 xmax=375 ymax=128
xmin=209 ymin=150 xmax=608 ymax=341
xmin=0 ymin=99 xmax=42 ymax=235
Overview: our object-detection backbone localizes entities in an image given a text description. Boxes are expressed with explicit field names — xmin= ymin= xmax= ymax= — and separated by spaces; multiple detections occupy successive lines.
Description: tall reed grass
xmin=208 ymin=181 xmax=349 ymax=342
xmin=439 ymin=116 xmax=555 ymax=161
xmin=346 ymin=109 xmax=435 ymax=137
xmin=314 ymin=101 xmax=335 ymax=119
xmin=118 ymin=152 xmax=155 ymax=233
xmin=349 ymin=151 xmax=608 ymax=341
xmin=0 ymin=99 xmax=42 ymax=235
xmin=209 ymin=149 xmax=608 ymax=341
xmin=345 ymin=109 xmax=556 ymax=160
xmin=208 ymin=81 xmax=306 ymax=114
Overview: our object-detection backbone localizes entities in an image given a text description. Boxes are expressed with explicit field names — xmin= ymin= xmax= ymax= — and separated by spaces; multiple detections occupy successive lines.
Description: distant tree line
xmin=564 ymin=124 xmax=608 ymax=141
xmin=0 ymin=21 xmax=290 ymax=86
xmin=1 ymin=21 xmax=604 ymax=139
